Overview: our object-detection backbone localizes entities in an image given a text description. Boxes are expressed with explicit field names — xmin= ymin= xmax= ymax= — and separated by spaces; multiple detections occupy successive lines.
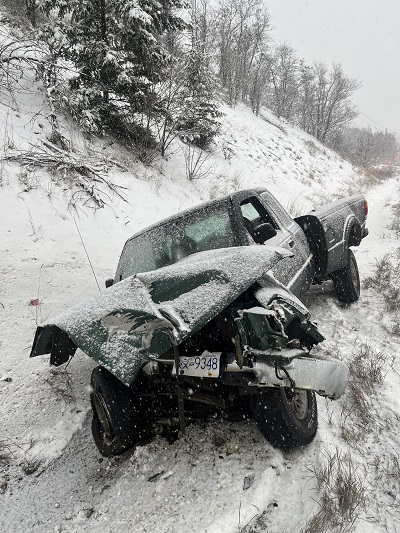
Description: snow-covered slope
xmin=1 ymin=21 xmax=399 ymax=533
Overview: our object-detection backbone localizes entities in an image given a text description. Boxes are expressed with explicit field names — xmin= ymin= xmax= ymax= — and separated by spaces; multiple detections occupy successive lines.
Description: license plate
xmin=175 ymin=350 xmax=221 ymax=378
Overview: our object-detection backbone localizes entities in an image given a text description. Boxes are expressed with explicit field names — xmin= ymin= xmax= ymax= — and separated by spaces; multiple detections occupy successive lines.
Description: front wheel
xmin=90 ymin=366 xmax=152 ymax=456
xmin=252 ymin=388 xmax=318 ymax=448
xmin=331 ymin=248 xmax=360 ymax=303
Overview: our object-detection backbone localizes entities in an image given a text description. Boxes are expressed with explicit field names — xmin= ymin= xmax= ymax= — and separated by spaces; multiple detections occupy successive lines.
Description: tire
xmin=90 ymin=366 xmax=152 ymax=457
xmin=252 ymin=388 xmax=318 ymax=448
xmin=331 ymin=248 xmax=360 ymax=303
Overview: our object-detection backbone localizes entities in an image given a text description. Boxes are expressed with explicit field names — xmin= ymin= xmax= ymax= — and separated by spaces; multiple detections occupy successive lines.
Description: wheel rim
xmin=93 ymin=391 xmax=114 ymax=440
xmin=286 ymin=389 xmax=308 ymax=420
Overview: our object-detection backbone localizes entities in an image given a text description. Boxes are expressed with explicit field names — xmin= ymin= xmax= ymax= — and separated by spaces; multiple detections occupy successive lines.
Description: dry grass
xmin=368 ymin=451 xmax=400 ymax=514
xmin=373 ymin=452 xmax=400 ymax=482
xmin=302 ymin=450 xmax=367 ymax=533
xmin=0 ymin=437 xmax=40 ymax=475
xmin=284 ymin=196 xmax=311 ymax=218
xmin=0 ymin=439 xmax=15 ymax=463
xmin=338 ymin=411 xmax=365 ymax=446
xmin=44 ymin=368 xmax=76 ymax=405
xmin=346 ymin=166 xmax=398 ymax=197
xmin=319 ymin=339 xmax=394 ymax=447
xmin=364 ymin=251 xmax=400 ymax=334
xmin=336 ymin=342 xmax=393 ymax=445
xmin=347 ymin=343 xmax=390 ymax=413
xmin=0 ymin=438 xmax=35 ymax=464
xmin=306 ymin=171 xmax=366 ymax=208
xmin=342 ymin=165 xmax=398 ymax=198
xmin=364 ymin=253 xmax=400 ymax=297
xmin=208 ymin=169 xmax=244 ymax=199
xmin=304 ymin=139 xmax=321 ymax=156
xmin=365 ymin=165 xmax=398 ymax=182
xmin=21 ymin=457 xmax=42 ymax=475
xmin=388 ymin=202 xmax=400 ymax=235
xmin=390 ymin=453 xmax=400 ymax=479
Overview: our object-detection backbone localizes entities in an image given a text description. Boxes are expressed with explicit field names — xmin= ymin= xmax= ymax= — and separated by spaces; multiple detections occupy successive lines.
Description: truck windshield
xmin=116 ymin=202 xmax=236 ymax=280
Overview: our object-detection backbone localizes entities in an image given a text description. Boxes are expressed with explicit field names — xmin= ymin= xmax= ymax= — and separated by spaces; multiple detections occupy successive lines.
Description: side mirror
xmin=254 ymin=223 xmax=277 ymax=244
xmin=105 ymin=278 xmax=114 ymax=288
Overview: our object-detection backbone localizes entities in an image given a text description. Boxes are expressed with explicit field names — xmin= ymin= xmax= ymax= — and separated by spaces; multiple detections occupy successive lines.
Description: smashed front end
xmin=222 ymin=292 xmax=347 ymax=400
xmin=30 ymin=246 xmax=348 ymax=399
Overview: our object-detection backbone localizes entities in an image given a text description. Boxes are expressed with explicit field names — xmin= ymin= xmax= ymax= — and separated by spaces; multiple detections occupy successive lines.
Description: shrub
xmin=302 ymin=450 xmax=367 ymax=533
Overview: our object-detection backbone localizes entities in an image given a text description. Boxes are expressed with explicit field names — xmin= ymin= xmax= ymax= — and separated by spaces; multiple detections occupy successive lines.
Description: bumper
xmin=224 ymin=349 xmax=349 ymax=400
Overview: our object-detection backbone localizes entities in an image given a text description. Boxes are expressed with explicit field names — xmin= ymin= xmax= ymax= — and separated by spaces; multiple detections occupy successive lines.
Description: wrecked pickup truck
xmin=31 ymin=187 xmax=368 ymax=455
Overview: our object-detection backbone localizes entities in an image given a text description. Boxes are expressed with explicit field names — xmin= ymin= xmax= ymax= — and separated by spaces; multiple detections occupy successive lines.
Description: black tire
xmin=331 ymin=248 xmax=360 ymax=303
xmin=252 ymin=388 xmax=318 ymax=448
xmin=90 ymin=366 xmax=152 ymax=457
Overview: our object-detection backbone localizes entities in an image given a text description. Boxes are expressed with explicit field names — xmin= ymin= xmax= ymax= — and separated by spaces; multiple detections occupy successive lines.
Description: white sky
xmin=266 ymin=0 xmax=400 ymax=136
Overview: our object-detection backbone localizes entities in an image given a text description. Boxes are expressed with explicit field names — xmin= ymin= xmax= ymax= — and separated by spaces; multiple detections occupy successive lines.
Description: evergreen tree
xmin=176 ymin=47 xmax=222 ymax=148
xmin=40 ymin=0 xmax=188 ymax=138
xmin=150 ymin=46 xmax=221 ymax=156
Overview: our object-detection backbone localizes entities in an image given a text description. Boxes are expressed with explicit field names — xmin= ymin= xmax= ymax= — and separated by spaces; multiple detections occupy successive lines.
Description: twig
xmin=90 ymin=150 xmax=133 ymax=173
xmin=73 ymin=217 xmax=101 ymax=292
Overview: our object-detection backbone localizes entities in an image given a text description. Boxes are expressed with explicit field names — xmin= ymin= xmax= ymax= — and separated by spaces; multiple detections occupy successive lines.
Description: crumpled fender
xmin=30 ymin=246 xmax=292 ymax=386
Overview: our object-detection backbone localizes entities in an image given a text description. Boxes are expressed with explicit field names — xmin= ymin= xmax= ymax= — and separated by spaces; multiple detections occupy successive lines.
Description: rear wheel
xmin=252 ymin=388 xmax=318 ymax=448
xmin=90 ymin=366 xmax=152 ymax=456
xmin=331 ymin=248 xmax=360 ymax=303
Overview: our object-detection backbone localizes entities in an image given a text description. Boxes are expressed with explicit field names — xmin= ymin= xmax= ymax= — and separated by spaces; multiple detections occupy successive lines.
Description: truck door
xmin=239 ymin=194 xmax=314 ymax=297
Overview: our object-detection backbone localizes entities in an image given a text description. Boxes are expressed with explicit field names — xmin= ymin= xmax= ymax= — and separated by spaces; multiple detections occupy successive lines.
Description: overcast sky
xmin=266 ymin=0 xmax=400 ymax=136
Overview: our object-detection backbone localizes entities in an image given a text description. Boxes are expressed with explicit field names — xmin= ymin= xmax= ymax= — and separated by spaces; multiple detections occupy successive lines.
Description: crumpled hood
xmin=31 ymin=246 xmax=292 ymax=385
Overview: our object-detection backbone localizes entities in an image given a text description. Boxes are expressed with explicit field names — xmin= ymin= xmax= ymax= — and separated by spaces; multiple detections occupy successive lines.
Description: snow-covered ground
xmin=1 ymin=22 xmax=400 ymax=533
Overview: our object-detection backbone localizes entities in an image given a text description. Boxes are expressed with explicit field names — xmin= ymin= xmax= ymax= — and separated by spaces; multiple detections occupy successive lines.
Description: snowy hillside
xmin=1 ymin=22 xmax=400 ymax=533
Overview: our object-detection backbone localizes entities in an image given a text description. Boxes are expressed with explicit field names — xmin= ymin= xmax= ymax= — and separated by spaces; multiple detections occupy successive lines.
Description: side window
xmin=240 ymin=197 xmax=278 ymax=242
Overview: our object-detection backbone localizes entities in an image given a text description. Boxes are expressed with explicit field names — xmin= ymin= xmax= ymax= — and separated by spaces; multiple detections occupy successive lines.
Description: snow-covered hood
xmin=31 ymin=246 xmax=292 ymax=385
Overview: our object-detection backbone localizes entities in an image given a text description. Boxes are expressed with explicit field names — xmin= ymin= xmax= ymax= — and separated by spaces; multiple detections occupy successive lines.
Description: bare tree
xmin=212 ymin=0 xmax=271 ymax=105
xmin=355 ymin=128 xmax=377 ymax=167
xmin=297 ymin=62 xmax=316 ymax=132
xmin=308 ymin=62 xmax=360 ymax=143
xmin=339 ymin=127 xmax=399 ymax=167
xmin=265 ymin=42 xmax=299 ymax=120
xmin=248 ymin=49 xmax=268 ymax=115
xmin=191 ymin=0 xmax=210 ymax=52
xmin=150 ymin=64 xmax=184 ymax=157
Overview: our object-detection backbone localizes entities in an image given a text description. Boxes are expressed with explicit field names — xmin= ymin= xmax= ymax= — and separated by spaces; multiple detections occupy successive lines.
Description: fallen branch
xmin=90 ymin=149 xmax=133 ymax=173
xmin=5 ymin=142 xmax=127 ymax=205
